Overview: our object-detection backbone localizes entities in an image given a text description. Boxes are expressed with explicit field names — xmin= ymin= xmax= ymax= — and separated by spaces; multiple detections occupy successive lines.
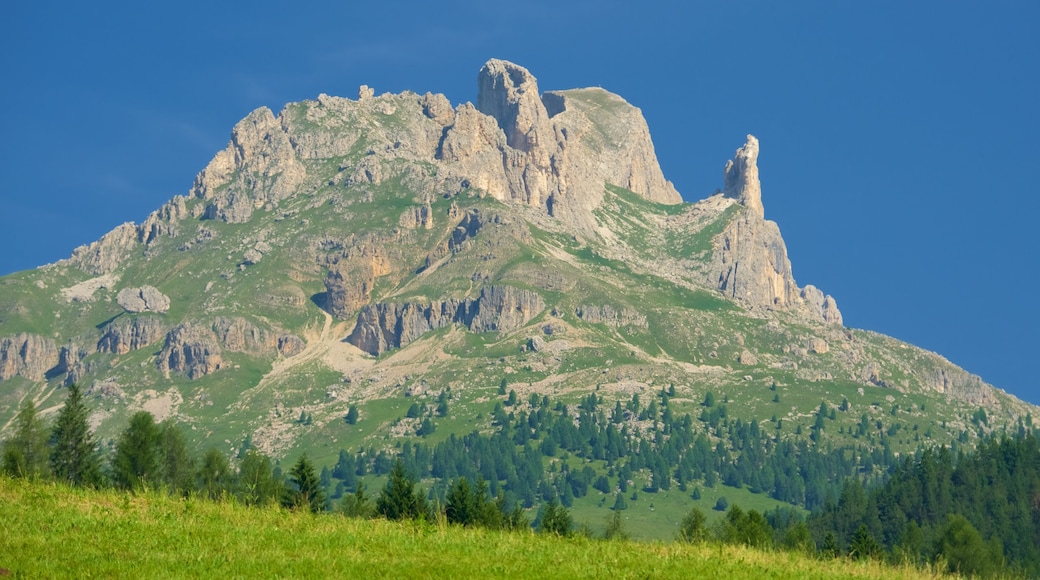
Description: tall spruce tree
xmin=49 ymin=384 xmax=102 ymax=487
xmin=112 ymin=411 xmax=162 ymax=490
xmin=376 ymin=459 xmax=429 ymax=520
xmin=286 ymin=454 xmax=325 ymax=513
xmin=159 ymin=419 xmax=195 ymax=496
xmin=1 ymin=399 xmax=51 ymax=480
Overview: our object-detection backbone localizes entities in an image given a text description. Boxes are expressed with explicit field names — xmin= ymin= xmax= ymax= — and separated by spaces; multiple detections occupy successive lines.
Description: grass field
xmin=0 ymin=477 xmax=945 ymax=579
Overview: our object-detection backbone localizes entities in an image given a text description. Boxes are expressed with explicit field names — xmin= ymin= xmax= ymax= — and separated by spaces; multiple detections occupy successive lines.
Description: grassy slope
xmin=0 ymin=477 xmax=938 ymax=579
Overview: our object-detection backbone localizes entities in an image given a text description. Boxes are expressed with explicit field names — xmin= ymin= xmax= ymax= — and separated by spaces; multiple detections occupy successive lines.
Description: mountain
xmin=0 ymin=59 xmax=1033 ymax=466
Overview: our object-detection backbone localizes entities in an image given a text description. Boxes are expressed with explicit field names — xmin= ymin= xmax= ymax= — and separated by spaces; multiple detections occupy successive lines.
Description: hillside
xmin=0 ymin=58 xmax=1035 ymax=524
xmin=0 ymin=477 xmax=937 ymax=579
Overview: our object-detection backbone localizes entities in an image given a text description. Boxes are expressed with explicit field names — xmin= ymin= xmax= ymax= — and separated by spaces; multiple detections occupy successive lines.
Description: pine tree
xmin=537 ymin=496 xmax=572 ymax=536
xmin=112 ymin=411 xmax=162 ymax=490
xmin=849 ymin=524 xmax=882 ymax=560
xmin=49 ymin=384 xmax=102 ymax=487
xmin=345 ymin=405 xmax=359 ymax=425
xmin=286 ymin=453 xmax=325 ymax=513
xmin=376 ymin=459 xmax=429 ymax=520
xmin=159 ymin=419 xmax=195 ymax=496
xmin=1 ymin=399 xmax=50 ymax=480
xmin=445 ymin=476 xmax=478 ymax=526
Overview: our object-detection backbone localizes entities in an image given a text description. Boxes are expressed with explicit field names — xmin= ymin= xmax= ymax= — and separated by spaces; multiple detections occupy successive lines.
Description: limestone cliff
xmin=0 ymin=333 xmax=58 ymax=381
xmin=97 ymin=316 xmax=166 ymax=355
xmin=707 ymin=135 xmax=843 ymax=325
xmin=346 ymin=285 xmax=545 ymax=355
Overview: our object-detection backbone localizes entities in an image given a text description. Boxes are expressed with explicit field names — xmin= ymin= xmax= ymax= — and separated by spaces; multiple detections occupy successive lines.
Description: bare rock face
xmin=67 ymin=223 xmax=139 ymax=275
xmin=157 ymin=324 xmax=222 ymax=379
xmin=707 ymin=137 xmax=843 ymax=325
xmin=138 ymin=196 xmax=189 ymax=244
xmin=0 ymin=333 xmax=58 ymax=381
xmin=723 ymin=135 xmax=764 ymax=218
xmin=277 ymin=335 xmax=305 ymax=357
xmin=927 ymin=366 xmax=991 ymax=406
xmin=116 ymin=286 xmax=171 ymax=314
xmin=438 ymin=59 xmax=679 ymax=227
xmin=211 ymin=317 xmax=273 ymax=353
xmin=347 ymin=285 xmax=545 ymax=355
xmin=324 ymin=254 xmax=392 ymax=319
xmin=575 ymin=304 xmax=648 ymax=328
xmin=467 ymin=285 xmax=546 ymax=333
xmin=712 ymin=206 xmax=799 ymax=308
xmin=801 ymin=285 xmax=844 ymax=326
xmin=97 ymin=316 xmax=166 ymax=354
xmin=478 ymin=59 xmax=554 ymax=154
xmin=193 ymin=107 xmax=306 ymax=223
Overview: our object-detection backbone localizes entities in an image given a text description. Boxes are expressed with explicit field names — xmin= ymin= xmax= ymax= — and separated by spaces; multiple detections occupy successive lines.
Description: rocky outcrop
xmin=155 ymin=317 xmax=294 ymax=378
xmin=97 ymin=316 xmax=166 ymax=354
xmin=116 ymin=286 xmax=170 ymax=314
xmin=66 ymin=223 xmax=138 ymax=275
xmin=211 ymin=316 xmax=273 ymax=353
xmin=723 ymin=135 xmax=764 ymax=219
xmin=575 ymin=304 xmax=648 ymax=328
xmin=926 ymin=365 xmax=992 ymax=406
xmin=399 ymin=203 xmax=433 ymax=229
xmin=707 ymin=137 xmax=843 ymax=325
xmin=157 ymin=324 xmax=222 ymax=379
xmin=277 ymin=335 xmax=305 ymax=357
xmin=467 ymin=285 xmax=545 ymax=333
xmin=193 ymin=107 xmax=306 ymax=223
xmin=138 ymin=195 xmax=189 ymax=244
xmin=800 ymin=285 xmax=843 ymax=326
xmin=711 ymin=204 xmax=799 ymax=309
xmin=347 ymin=285 xmax=545 ymax=355
xmin=437 ymin=59 xmax=679 ymax=227
xmin=324 ymin=254 xmax=392 ymax=319
xmin=0 ymin=333 xmax=58 ymax=381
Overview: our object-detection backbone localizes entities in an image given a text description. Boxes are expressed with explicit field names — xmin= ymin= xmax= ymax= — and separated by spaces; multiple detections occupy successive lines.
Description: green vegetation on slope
xmin=0 ymin=477 xmax=937 ymax=579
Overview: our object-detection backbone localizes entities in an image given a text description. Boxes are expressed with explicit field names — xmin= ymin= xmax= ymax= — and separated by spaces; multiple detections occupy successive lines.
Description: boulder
xmin=116 ymin=286 xmax=170 ymax=314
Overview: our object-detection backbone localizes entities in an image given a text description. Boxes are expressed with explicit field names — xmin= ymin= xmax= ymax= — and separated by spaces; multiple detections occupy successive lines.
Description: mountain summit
xmin=0 ymin=59 xmax=1032 ymax=458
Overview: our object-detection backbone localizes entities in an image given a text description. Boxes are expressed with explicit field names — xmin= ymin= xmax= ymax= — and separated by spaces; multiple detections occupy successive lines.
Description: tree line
xmin=4 ymin=383 xmax=1037 ymax=576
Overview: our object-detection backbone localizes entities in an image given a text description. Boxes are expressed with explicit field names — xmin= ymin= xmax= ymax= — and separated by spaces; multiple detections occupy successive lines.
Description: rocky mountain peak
xmin=476 ymin=59 xmax=552 ymax=154
xmin=723 ymin=134 xmax=764 ymax=218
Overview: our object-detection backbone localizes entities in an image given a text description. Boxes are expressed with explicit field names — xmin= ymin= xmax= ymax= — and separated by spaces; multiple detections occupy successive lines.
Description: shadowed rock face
xmin=97 ymin=316 xmax=165 ymax=355
xmin=346 ymin=285 xmax=545 ymax=355
xmin=0 ymin=334 xmax=58 ymax=381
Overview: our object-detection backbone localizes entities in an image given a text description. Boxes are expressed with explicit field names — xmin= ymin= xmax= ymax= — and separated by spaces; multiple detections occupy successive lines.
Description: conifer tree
xmin=286 ymin=453 xmax=325 ymax=513
xmin=537 ymin=496 xmax=572 ymax=536
xmin=159 ymin=419 xmax=195 ymax=496
xmin=1 ymin=399 xmax=50 ymax=480
xmin=112 ymin=411 xmax=162 ymax=490
xmin=376 ymin=459 xmax=429 ymax=520
xmin=49 ymin=384 xmax=102 ymax=487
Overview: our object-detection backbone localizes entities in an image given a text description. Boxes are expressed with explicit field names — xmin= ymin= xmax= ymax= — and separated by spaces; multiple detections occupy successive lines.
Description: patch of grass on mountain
xmin=0 ymin=477 xmax=936 ymax=579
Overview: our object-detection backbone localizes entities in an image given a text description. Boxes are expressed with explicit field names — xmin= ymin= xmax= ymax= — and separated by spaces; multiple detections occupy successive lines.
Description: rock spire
xmin=723 ymin=135 xmax=764 ymax=218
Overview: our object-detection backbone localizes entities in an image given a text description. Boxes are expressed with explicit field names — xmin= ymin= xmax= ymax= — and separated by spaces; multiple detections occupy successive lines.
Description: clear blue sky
xmin=2 ymin=1 xmax=1038 ymax=405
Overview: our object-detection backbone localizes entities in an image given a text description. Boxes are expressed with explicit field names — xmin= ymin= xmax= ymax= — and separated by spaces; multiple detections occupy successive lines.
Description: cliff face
xmin=346 ymin=285 xmax=545 ymax=355
xmin=707 ymin=135 xmax=842 ymax=324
